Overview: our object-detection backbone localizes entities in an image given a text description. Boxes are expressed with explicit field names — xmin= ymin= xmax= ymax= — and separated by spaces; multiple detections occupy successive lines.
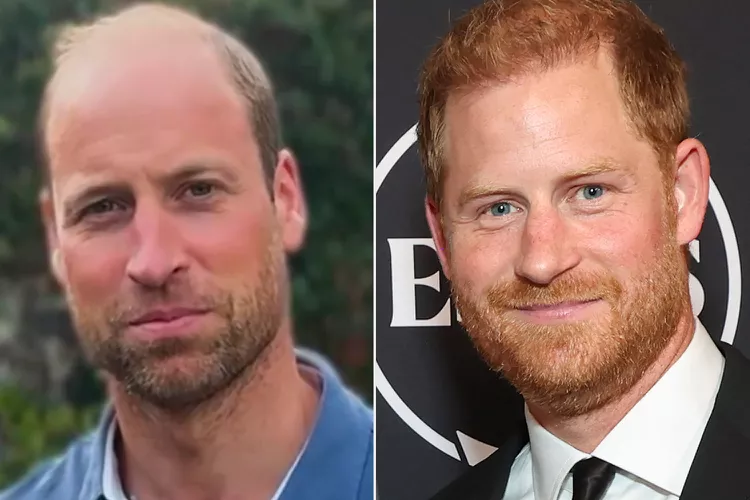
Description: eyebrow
xmin=456 ymin=159 xmax=630 ymax=210
xmin=156 ymin=161 xmax=240 ymax=188
xmin=60 ymin=160 xmax=240 ymax=224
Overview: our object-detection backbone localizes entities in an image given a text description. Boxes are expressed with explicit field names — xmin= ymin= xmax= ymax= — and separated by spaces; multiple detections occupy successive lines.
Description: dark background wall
xmin=375 ymin=1 xmax=750 ymax=499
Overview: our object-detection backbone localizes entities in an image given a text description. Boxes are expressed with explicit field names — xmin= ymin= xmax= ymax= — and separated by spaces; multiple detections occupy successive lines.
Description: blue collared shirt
xmin=0 ymin=349 xmax=373 ymax=500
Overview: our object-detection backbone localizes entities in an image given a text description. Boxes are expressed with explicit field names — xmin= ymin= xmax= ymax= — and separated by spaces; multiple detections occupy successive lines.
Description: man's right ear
xmin=39 ymin=187 xmax=66 ymax=286
xmin=424 ymin=196 xmax=452 ymax=281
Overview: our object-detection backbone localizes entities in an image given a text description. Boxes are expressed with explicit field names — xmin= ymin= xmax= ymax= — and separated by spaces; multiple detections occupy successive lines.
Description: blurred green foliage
xmin=0 ymin=0 xmax=372 ymax=487
xmin=0 ymin=387 xmax=102 ymax=488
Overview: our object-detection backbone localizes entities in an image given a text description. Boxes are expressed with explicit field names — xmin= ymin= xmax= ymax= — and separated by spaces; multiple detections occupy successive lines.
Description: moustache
xmin=483 ymin=271 xmax=624 ymax=310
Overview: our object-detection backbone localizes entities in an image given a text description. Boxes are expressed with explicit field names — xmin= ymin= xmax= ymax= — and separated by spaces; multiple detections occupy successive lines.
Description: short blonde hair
xmin=40 ymin=2 xmax=281 ymax=186
xmin=417 ymin=0 xmax=689 ymax=208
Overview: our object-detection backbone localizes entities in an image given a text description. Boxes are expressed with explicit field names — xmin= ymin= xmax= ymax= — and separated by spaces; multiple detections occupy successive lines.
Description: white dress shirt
xmin=503 ymin=319 xmax=725 ymax=500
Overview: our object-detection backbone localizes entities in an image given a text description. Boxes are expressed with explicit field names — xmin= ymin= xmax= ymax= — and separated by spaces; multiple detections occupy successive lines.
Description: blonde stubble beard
xmin=66 ymin=226 xmax=288 ymax=413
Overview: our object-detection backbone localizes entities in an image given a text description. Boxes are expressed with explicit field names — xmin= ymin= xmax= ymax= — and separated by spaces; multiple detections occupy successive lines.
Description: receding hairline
xmin=438 ymin=45 xmax=640 ymax=164
xmin=416 ymin=0 xmax=689 ymax=210
xmin=44 ymin=2 xmax=272 ymax=117
xmin=38 ymin=1 xmax=281 ymax=187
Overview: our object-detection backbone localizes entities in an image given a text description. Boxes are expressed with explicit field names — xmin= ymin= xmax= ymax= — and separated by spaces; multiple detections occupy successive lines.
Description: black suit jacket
xmin=430 ymin=342 xmax=750 ymax=500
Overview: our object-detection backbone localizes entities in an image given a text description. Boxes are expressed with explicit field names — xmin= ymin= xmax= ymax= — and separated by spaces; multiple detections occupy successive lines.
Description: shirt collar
xmin=526 ymin=407 xmax=587 ymax=500
xmin=87 ymin=347 xmax=370 ymax=500
xmin=279 ymin=348 xmax=373 ymax=499
xmin=101 ymin=364 xmax=317 ymax=500
xmin=79 ymin=404 xmax=113 ymax=500
xmin=101 ymin=416 xmax=126 ymax=500
xmin=526 ymin=319 xmax=725 ymax=500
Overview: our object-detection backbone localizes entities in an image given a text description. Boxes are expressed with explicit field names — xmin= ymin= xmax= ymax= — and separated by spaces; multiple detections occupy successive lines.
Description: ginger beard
xmin=65 ymin=231 xmax=286 ymax=413
xmin=451 ymin=189 xmax=690 ymax=417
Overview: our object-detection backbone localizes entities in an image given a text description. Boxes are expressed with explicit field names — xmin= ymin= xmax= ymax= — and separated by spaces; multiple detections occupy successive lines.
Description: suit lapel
xmin=430 ymin=417 xmax=528 ymax=499
xmin=681 ymin=343 xmax=750 ymax=500
xmin=484 ymin=423 xmax=529 ymax=499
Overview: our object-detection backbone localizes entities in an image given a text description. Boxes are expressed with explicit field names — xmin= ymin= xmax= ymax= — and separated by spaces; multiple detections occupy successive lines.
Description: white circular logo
xmin=376 ymin=123 xmax=742 ymax=464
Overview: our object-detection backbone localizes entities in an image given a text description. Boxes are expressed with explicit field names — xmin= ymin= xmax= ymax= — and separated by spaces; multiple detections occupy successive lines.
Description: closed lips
xmin=129 ymin=308 xmax=208 ymax=325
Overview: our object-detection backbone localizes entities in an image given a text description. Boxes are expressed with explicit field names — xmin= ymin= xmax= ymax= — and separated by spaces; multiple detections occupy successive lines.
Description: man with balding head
xmin=0 ymin=3 xmax=372 ymax=500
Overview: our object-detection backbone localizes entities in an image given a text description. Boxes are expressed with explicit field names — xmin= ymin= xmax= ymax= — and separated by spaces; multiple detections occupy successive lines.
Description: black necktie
xmin=570 ymin=457 xmax=617 ymax=500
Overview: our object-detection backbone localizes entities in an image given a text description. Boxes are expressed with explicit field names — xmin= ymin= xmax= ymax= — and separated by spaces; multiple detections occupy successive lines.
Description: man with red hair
xmin=418 ymin=0 xmax=750 ymax=498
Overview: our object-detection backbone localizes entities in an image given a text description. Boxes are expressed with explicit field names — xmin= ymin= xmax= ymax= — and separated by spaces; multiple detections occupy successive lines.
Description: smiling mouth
xmin=516 ymin=299 xmax=600 ymax=311
xmin=512 ymin=299 xmax=603 ymax=321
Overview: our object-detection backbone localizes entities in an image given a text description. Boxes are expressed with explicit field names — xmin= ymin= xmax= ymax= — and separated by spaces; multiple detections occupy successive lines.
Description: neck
xmin=528 ymin=311 xmax=695 ymax=453
xmin=109 ymin=319 xmax=320 ymax=500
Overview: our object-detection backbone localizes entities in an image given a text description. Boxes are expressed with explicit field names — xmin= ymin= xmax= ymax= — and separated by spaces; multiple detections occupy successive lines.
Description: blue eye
xmin=580 ymin=185 xmax=604 ymax=200
xmin=489 ymin=202 xmax=514 ymax=216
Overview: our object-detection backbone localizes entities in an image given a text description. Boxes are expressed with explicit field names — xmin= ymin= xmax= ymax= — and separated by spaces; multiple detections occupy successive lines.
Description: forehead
xmin=441 ymin=52 xmax=652 ymax=179
xmin=44 ymin=34 xmax=254 ymax=181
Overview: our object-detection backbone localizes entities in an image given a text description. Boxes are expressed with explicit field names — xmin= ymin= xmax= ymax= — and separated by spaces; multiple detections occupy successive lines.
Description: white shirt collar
xmin=526 ymin=319 xmax=725 ymax=500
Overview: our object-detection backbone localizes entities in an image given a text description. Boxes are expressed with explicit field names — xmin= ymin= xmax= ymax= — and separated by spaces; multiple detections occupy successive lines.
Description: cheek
xmin=182 ymin=206 xmax=275 ymax=280
xmin=61 ymin=236 xmax=130 ymax=304
xmin=448 ymin=226 xmax=520 ymax=292
xmin=578 ymin=209 xmax=667 ymax=279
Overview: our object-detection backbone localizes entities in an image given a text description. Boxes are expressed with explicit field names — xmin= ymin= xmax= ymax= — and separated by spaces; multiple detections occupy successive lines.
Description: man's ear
xmin=425 ymin=196 xmax=452 ymax=280
xmin=672 ymin=138 xmax=710 ymax=246
xmin=39 ymin=187 xmax=66 ymax=286
xmin=272 ymin=148 xmax=308 ymax=254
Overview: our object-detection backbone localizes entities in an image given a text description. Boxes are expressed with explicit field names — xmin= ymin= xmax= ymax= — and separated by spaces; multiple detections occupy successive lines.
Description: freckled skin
xmin=426 ymin=50 xmax=708 ymax=418
xmin=441 ymin=59 xmax=666 ymax=293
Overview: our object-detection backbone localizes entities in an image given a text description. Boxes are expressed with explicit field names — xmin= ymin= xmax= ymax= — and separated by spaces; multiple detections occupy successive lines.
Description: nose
xmin=125 ymin=204 xmax=188 ymax=288
xmin=515 ymin=206 xmax=581 ymax=285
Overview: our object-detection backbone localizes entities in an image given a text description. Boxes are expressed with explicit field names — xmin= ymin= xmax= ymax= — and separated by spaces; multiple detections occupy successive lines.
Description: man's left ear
xmin=673 ymin=138 xmax=711 ymax=246
xmin=272 ymin=148 xmax=308 ymax=253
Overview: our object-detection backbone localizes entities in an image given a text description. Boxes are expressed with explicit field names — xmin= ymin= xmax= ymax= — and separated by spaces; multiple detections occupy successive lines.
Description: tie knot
xmin=571 ymin=457 xmax=617 ymax=500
